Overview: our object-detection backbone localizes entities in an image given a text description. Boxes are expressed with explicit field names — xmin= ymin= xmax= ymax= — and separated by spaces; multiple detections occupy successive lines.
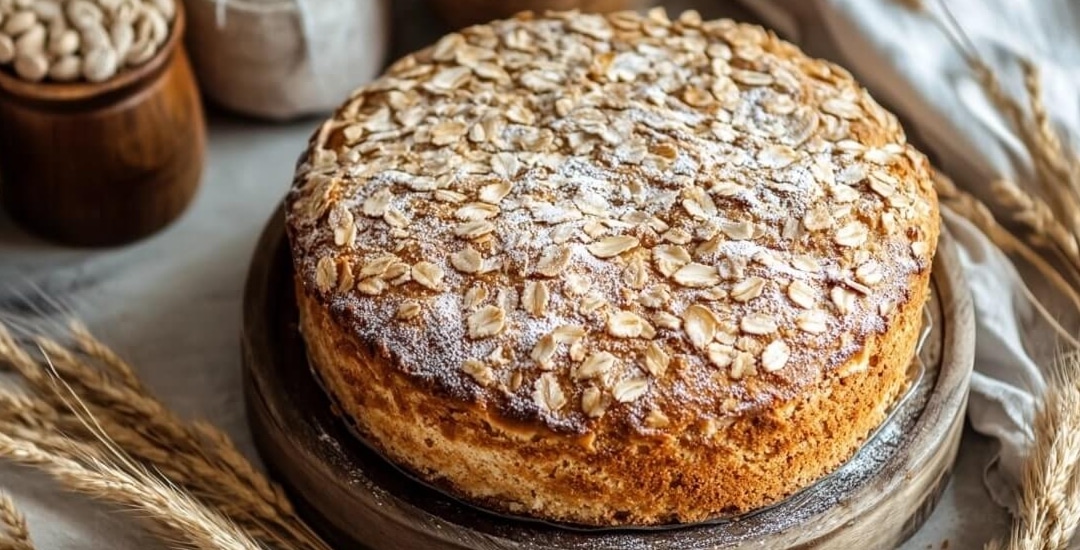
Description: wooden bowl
xmin=429 ymin=0 xmax=643 ymax=29
xmin=241 ymin=207 xmax=975 ymax=549
xmin=0 ymin=6 xmax=205 ymax=247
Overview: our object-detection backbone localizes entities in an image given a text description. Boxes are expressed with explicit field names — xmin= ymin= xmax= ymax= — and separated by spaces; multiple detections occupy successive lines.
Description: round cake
xmin=285 ymin=9 xmax=939 ymax=527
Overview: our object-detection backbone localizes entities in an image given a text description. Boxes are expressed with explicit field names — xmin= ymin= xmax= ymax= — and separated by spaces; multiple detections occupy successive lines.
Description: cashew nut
xmin=49 ymin=54 xmax=81 ymax=81
xmin=144 ymin=7 xmax=166 ymax=45
xmin=2 ymin=9 xmax=35 ymax=35
xmin=109 ymin=17 xmax=131 ymax=58
xmin=112 ymin=0 xmax=137 ymax=25
xmin=13 ymin=51 xmax=46 ymax=81
xmin=124 ymin=37 xmax=154 ymax=66
xmin=79 ymin=21 xmax=108 ymax=54
xmin=31 ymin=0 xmax=61 ymax=22
xmin=13 ymin=20 xmax=42 ymax=56
xmin=82 ymin=45 xmax=117 ymax=82
xmin=48 ymin=27 xmax=78 ymax=57
xmin=66 ymin=0 xmax=103 ymax=30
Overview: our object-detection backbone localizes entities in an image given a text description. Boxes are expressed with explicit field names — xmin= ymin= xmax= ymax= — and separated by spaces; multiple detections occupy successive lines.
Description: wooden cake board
xmin=242 ymin=207 xmax=974 ymax=549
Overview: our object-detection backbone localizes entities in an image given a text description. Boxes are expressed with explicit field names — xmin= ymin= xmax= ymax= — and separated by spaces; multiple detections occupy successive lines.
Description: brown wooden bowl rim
xmin=0 ymin=4 xmax=185 ymax=102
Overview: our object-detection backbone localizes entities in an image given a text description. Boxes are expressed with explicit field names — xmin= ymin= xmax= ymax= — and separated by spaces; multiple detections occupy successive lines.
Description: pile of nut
xmin=0 ymin=0 xmax=175 ymax=83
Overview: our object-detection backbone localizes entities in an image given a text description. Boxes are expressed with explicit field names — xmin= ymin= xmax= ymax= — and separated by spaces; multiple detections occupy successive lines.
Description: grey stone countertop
xmin=0 ymin=1 xmax=1008 ymax=548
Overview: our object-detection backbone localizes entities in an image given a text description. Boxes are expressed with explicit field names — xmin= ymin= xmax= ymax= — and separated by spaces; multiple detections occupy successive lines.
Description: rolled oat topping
xmin=286 ymin=8 xmax=936 ymax=434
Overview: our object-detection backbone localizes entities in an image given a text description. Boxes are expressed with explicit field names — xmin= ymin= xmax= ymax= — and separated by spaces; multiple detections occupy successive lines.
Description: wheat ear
xmin=987 ymin=353 xmax=1080 ymax=550
xmin=0 ymin=430 xmax=263 ymax=550
xmin=0 ymin=389 xmax=274 ymax=550
xmin=4 ymin=356 xmax=268 ymax=550
xmin=0 ymin=322 xmax=329 ymax=550
xmin=37 ymin=336 xmax=323 ymax=550
xmin=925 ymin=0 xmax=1080 ymax=292
xmin=935 ymin=175 xmax=1080 ymax=349
xmin=0 ymin=493 xmax=32 ymax=550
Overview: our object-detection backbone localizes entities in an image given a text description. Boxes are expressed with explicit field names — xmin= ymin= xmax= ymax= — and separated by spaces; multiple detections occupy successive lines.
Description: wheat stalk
xmin=922 ymin=0 xmax=1080 ymax=294
xmin=0 ymin=376 xmax=258 ymax=550
xmin=993 ymin=177 xmax=1080 ymax=289
xmin=0 ymin=393 xmax=62 ymax=432
xmin=983 ymin=63 xmax=1080 ymax=290
xmin=999 ymin=353 xmax=1080 ymax=550
xmin=0 ymin=430 xmax=262 ymax=550
xmin=0 ymin=493 xmax=32 ymax=550
xmin=0 ymin=390 xmax=272 ymax=550
xmin=68 ymin=320 xmax=142 ymax=390
xmin=934 ymin=174 xmax=1080 ymax=348
xmin=45 ymin=344 xmax=321 ymax=550
xmin=0 ymin=321 xmax=329 ymax=550
xmin=0 ymin=357 xmax=265 ymax=550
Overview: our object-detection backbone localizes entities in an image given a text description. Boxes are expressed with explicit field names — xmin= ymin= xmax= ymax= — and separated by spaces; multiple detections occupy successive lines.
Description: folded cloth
xmin=736 ymin=0 xmax=1080 ymax=514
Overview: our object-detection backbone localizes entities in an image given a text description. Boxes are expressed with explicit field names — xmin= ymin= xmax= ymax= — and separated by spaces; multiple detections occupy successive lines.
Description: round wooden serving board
xmin=242 ymin=207 xmax=974 ymax=550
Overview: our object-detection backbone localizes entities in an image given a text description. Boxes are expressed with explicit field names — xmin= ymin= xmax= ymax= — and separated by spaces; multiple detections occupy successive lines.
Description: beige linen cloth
xmin=735 ymin=0 xmax=1080 ymax=513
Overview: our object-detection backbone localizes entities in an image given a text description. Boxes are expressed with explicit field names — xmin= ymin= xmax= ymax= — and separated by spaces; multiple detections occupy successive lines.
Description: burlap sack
xmin=183 ymin=0 xmax=388 ymax=120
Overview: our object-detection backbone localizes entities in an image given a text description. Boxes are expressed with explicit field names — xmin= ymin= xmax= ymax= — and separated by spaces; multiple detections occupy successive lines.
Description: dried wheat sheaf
xmin=0 ymin=318 xmax=329 ymax=550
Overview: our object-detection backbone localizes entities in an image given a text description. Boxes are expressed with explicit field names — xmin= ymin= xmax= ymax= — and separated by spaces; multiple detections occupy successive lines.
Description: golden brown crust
xmin=285 ymin=9 xmax=940 ymax=526
xmin=299 ymin=268 xmax=927 ymax=524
